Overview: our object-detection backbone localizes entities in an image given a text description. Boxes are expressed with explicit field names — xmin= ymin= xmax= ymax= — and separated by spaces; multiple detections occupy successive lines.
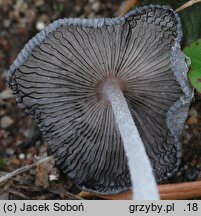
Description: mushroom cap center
xmin=96 ymin=76 xmax=126 ymax=103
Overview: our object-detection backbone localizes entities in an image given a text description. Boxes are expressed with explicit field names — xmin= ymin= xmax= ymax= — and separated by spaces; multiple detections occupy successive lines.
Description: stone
xmin=1 ymin=116 xmax=14 ymax=128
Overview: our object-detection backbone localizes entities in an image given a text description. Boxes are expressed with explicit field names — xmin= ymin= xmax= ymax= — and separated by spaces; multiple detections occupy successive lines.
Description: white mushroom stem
xmin=103 ymin=79 xmax=159 ymax=200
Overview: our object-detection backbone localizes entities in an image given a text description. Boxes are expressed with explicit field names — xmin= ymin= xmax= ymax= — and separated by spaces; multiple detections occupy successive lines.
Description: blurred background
xmin=0 ymin=0 xmax=201 ymax=199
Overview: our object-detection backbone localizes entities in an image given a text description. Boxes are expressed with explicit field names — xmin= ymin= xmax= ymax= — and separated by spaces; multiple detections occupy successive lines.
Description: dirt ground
xmin=0 ymin=0 xmax=201 ymax=200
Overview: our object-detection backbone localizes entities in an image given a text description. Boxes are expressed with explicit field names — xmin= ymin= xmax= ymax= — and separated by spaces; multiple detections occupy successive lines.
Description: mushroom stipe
xmin=8 ymin=5 xmax=193 ymax=199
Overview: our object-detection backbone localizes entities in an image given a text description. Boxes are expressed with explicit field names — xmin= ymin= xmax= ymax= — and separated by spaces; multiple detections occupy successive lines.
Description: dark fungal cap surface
xmin=8 ymin=6 xmax=193 ymax=194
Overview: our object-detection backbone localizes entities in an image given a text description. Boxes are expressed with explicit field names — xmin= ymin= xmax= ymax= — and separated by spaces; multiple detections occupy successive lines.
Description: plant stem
xmin=80 ymin=180 xmax=201 ymax=200
xmin=103 ymin=79 xmax=159 ymax=200
xmin=0 ymin=156 xmax=53 ymax=184
xmin=176 ymin=0 xmax=201 ymax=12
xmin=119 ymin=0 xmax=138 ymax=16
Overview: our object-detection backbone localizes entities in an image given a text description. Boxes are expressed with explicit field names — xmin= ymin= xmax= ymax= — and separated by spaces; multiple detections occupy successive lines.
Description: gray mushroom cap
xmin=8 ymin=5 xmax=193 ymax=194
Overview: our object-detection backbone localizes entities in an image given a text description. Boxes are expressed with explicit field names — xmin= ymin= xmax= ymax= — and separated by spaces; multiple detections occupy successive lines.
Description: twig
xmin=6 ymin=188 xmax=31 ymax=199
xmin=119 ymin=0 xmax=201 ymax=15
xmin=119 ymin=0 xmax=138 ymax=16
xmin=0 ymin=156 xmax=53 ymax=184
xmin=33 ymin=193 xmax=57 ymax=200
xmin=79 ymin=181 xmax=201 ymax=200
xmin=159 ymin=181 xmax=201 ymax=200
xmin=0 ymin=171 xmax=8 ymax=177
xmin=176 ymin=0 xmax=201 ymax=12
xmin=48 ymin=188 xmax=83 ymax=200
xmin=64 ymin=191 xmax=83 ymax=200
xmin=11 ymin=185 xmax=42 ymax=191
xmin=0 ymin=193 xmax=9 ymax=200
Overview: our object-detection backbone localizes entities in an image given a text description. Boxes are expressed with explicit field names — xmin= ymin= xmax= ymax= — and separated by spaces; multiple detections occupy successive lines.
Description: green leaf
xmin=184 ymin=39 xmax=201 ymax=93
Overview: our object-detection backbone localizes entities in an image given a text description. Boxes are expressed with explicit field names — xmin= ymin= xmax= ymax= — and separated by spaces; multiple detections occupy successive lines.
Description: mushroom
xmin=8 ymin=5 xmax=193 ymax=200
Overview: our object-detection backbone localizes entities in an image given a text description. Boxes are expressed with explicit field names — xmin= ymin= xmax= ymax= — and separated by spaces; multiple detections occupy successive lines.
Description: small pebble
xmin=16 ymin=140 xmax=23 ymax=146
xmin=75 ymin=5 xmax=81 ymax=13
xmin=19 ymin=153 xmax=25 ymax=160
xmin=36 ymin=140 xmax=41 ymax=147
xmin=176 ymin=171 xmax=182 ymax=177
xmin=191 ymin=159 xmax=197 ymax=167
xmin=197 ymin=171 xmax=201 ymax=180
xmin=188 ymin=108 xmax=198 ymax=117
xmin=6 ymin=148 xmax=14 ymax=156
xmin=0 ymin=110 xmax=6 ymax=117
xmin=91 ymin=1 xmax=100 ymax=12
xmin=1 ymin=116 xmax=14 ymax=129
xmin=3 ymin=19 xmax=11 ymax=28
xmin=185 ymin=167 xmax=200 ymax=181
xmin=0 ymin=130 xmax=6 ymax=138
xmin=34 ymin=0 xmax=44 ymax=7
xmin=0 ymin=89 xmax=13 ymax=100
xmin=2 ymin=70 xmax=7 ymax=79
xmin=88 ymin=12 xmax=95 ymax=18
xmin=27 ymin=153 xmax=33 ymax=160
xmin=36 ymin=21 xmax=45 ymax=31
xmin=187 ymin=116 xmax=198 ymax=125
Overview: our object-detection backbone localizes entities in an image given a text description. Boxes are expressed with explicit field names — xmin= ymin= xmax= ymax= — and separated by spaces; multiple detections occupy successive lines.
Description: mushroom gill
xmin=8 ymin=5 xmax=193 ymax=199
